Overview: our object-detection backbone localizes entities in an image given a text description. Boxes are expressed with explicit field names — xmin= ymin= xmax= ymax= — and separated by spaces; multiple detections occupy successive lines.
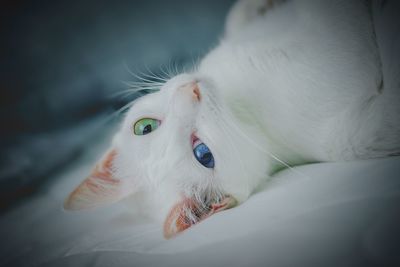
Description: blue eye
xmin=193 ymin=143 xmax=215 ymax=168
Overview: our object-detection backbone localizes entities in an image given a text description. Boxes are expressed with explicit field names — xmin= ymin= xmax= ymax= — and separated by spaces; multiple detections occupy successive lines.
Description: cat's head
xmin=64 ymin=73 xmax=267 ymax=238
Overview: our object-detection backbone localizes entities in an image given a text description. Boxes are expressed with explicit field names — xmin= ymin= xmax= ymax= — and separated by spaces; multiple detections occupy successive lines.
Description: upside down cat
xmin=65 ymin=0 xmax=400 ymax=238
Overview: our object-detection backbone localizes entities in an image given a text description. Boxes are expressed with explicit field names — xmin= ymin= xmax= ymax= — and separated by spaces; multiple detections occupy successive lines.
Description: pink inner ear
xmin=85 ymin=149 xmax=119 ymax=192
xmin=64 ymin=149 xmax=125 ymax=210
xmin=163 ymin=195 xmax=237 ymax=239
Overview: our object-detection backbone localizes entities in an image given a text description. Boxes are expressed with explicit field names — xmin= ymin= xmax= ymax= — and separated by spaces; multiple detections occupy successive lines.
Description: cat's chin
xmin=163 ymin=195 xmax=237 ymax=239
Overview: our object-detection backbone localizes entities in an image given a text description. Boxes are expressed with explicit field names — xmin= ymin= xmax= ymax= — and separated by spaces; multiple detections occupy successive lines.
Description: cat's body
xmin=202 ymin=0 xmax=398 ymax=163
xmin=65 ymin=0 xmax=400 ymax=238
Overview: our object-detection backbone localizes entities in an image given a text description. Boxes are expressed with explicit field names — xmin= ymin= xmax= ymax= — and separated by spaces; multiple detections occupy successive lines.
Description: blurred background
xmin=0 ymin=0 xmax=235 ymax=212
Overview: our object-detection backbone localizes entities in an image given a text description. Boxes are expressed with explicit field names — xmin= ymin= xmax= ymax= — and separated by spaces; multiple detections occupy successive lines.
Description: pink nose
xmin=179 ymin=81 xmax=201 ymax=102
xmin=192 ymin=84 xmax=201 ymax=101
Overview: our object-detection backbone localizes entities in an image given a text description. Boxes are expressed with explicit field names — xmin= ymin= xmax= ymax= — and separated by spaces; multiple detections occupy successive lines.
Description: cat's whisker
xmin=124 ymin=63 xmax=166 ymax=86
xmin=109 ymin=87 xmax=159 ymax=98
xmin=109 ymin=91 xmax=142 ymax=100
xmin=121 ymin=84 xmax=161 ymax=91
xmin=108 ymin=85 xmax=160 ymax=101
xmin=163 ymin=59 xmax=174 ymax=79
xmin=123 ymin=81 xmax=164 ymax=87
xmin=174 ymin=61 xmax=181 ymax=76
xmin=143 ymin=64 xmax=169 ymax=82
xmin=168 ymin=59 xmax=176 ymax=76
xmin=122 ymin=80 xmax=162 ymax=91
xmin=108 ymin=91 xmax=135 ymax=99
xmin=187 ymin=52 xmax=201 ymax=74
xmin=112 ymin=101 xmax=136 ymax=117
xmin=95 ymin=100 xmax=136 ymax=128
xmin=159 ymin=62 xmax=174 ymax=80
xmin=124 ymin=80 xmax=163 ymax=85
xmin=166 ymin=58 xmax=181 ymax=77
xmin=190 ymin=57 xmax=200 ymax=73
xmin=138 ymin=70 xmax=168 ymax=83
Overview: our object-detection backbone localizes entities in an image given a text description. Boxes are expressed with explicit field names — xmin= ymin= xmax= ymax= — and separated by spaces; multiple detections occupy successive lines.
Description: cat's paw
xmin=225 ymin=0 xmax=285 ymax=37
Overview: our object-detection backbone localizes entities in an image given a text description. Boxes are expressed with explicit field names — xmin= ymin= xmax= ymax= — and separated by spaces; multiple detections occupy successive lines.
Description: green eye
xmin=133 ymin=118 xmax=160 ymax=135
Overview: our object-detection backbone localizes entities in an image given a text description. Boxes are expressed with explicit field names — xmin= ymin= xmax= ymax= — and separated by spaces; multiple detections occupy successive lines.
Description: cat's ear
xmin=163 ymin=196 xmax=237 ymax=238
xmin=64 ymin=149 xmax=129 ymax=210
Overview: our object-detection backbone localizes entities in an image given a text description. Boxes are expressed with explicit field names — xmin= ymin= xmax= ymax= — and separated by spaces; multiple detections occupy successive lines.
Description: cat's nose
xmin=179 ymin=81 xmax=201 ymax=102
xmin=193 ymin=84 xmax=201 ymax=101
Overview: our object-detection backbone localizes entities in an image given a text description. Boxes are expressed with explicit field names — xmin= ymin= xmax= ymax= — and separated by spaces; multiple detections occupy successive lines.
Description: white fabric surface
xmin=0 ymin=134 xmax=399 ymax=267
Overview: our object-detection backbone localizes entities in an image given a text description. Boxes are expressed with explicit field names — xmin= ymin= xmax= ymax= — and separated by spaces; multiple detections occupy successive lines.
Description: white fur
xmin=108 ymin=0 xmax=399 ymax=222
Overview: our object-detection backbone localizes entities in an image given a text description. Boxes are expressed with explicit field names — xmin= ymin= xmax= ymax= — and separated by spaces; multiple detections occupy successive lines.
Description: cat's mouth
xmin=163 ymin=195 xmax=237 ymax=239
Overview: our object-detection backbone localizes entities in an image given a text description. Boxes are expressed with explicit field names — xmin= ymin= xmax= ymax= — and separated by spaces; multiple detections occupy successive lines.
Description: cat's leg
xmin=225 ymin=0 xmax=286 ymax=37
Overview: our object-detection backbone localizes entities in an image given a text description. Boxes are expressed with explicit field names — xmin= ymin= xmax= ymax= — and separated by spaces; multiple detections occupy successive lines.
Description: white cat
xmin=65 ymin=0 xmax=400 ymax=238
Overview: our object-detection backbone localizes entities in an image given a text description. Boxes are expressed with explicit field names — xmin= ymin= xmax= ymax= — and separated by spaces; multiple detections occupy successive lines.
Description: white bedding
xmin=0 ymin=132 xmax=399 ymax=267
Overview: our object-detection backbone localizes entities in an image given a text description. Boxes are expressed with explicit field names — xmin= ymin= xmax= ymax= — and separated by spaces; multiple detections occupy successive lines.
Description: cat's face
xmin=65 ymin=73 xmax=267 ymax=238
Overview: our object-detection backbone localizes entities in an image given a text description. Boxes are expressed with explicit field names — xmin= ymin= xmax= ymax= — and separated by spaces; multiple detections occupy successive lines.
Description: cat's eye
xmin=193 ymin=142 xmax=215 ymax=168
xmin=133 ymin=118 xmax=160 ymax=135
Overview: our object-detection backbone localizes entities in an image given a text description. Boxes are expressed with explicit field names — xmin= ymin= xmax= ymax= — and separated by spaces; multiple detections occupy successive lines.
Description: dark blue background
xmin=0 ymin=0 xmax=234 ymax=211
